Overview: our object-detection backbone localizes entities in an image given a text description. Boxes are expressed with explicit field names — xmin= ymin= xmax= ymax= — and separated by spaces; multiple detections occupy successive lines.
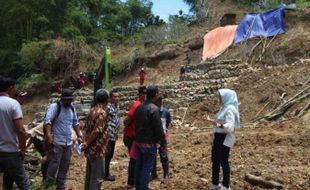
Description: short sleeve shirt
xmin=123 ymin=98 xmax=143 ymax=137
xmin=0 ymin=96 xmax=23 ymax=152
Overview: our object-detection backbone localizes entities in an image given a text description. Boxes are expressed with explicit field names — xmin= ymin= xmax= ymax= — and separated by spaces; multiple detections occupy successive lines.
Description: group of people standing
xmin=123 ymin=86 xmax=171 ymax=190
xmin=0 ymin=74 xmax=240 ymax=190
xmin=79 ymin=85 xmax=171 ymax=190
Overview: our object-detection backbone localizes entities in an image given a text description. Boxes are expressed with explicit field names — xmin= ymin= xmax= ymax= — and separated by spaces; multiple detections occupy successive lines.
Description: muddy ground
xmin=57 ymin=120 xmax=309 ymax=190
xmin=61 ymin=62 xmax=310 ymax=190
xmin=16 ymin=6 xmax=310 ymax=190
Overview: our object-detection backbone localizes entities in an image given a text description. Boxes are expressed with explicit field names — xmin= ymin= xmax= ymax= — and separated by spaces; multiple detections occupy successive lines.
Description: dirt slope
xmin=22 ymin=3 xmax=310 ymax=190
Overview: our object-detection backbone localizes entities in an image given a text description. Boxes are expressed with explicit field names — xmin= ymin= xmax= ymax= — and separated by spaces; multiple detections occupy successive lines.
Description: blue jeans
xmin=152 ymin=144 xmax=169 ymax=176
xmin=134 ymin=146 xmax=157 ymax=190
xmin=0 ymin=152 xmax=31 ymax=190
xmin=159 ymin=145 xmax=169 ymax=166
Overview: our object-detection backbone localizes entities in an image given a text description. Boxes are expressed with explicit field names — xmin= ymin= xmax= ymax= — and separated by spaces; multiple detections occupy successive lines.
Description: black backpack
xmin=43 ymin=101 xmax=75 ymax=134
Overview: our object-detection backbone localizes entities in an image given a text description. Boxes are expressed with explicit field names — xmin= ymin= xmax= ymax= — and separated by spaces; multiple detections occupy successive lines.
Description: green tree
xmin=183 ymin=0 xmax=208 ymax=20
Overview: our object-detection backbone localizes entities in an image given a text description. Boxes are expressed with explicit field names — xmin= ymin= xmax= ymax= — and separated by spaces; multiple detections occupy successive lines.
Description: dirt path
xmin=60 ymin=122 xmax=310 ymax=190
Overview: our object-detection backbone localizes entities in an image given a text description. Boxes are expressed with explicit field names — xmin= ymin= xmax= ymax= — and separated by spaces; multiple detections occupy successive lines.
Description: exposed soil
xmin=20 ymin=4 xmax=310 ymax=190
xmin=61 ymin=121 xmax=309 ymax=190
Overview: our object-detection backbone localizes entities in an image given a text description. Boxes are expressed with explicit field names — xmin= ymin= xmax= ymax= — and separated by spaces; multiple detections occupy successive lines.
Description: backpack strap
xmin=51 ymin=101 xmax=61 ymax=126
xmin=51 ymin=101 xmax=75 ymax=127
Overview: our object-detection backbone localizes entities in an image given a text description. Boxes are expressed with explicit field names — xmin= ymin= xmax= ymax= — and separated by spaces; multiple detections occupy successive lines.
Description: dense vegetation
xmin=0 ymin=0 xmax=168 ymax=80
xmin=1 ymin=0 xmax=308 ymax=87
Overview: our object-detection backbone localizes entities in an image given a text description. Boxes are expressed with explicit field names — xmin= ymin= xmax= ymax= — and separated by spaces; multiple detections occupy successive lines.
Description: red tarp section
xmin=202 ymin=25 xmax=237 ymax=61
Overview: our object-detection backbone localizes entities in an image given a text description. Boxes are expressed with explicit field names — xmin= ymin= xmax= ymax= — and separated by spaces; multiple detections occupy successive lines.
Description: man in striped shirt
xmin=105 ymin=89 xmax=121 ymax=181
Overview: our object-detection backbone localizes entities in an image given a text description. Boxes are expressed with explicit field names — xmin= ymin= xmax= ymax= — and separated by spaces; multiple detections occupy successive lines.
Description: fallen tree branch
xmin=297 ymin=101 xmax=310 ymax=118
xmin=265 ymin=92 xmax=310 ymax=120
xmin=250 ymin=39 xmax=263 ymax=56
xmin=245 ymin=174 xmax=284 ymax=189
xmin=255 ymin=101 xmax=271 ymax=117
xmin=253 ymin=86 xmax=310 ymax=122
xmin=181 ymin=107 xmax=189 ymax=124
xmin=302 ymin=78 xmax=310 ymax=87
xmin=256 ymin=29 xmax=280 ymax=62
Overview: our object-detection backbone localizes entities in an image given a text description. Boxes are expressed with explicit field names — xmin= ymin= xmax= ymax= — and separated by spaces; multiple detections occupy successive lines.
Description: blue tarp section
xmin=234 ymin=7 xmax=286 ymax=44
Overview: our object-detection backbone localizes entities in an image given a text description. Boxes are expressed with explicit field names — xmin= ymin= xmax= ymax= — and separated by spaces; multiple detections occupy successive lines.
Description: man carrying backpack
xmin=44 ymin=88 xmax=82 ymax=190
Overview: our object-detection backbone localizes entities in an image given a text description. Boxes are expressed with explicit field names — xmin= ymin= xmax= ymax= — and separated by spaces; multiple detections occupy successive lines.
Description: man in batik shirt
xmin=81 ymin=89 xmax=109 ymax=190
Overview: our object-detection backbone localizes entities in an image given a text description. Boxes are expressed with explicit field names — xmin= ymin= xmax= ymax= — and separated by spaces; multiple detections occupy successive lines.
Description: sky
xmin=151 ymin=0 xmax=190 ymax=21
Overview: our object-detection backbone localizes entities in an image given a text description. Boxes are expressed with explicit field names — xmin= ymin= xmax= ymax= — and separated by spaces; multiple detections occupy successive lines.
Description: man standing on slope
xmin=44 ymin=88 xmax=82 ymax=190
xmin=0 ymin=76 xmax=31 ymax=190
xmin=139 ymin=68 xmax=146 ymax=85
xmin=105 ymin=89 xmax=121 ymax=181
xmin=151 ymin=96 xmax=171 ymax=180
xmin=81 ymin=89 xmax=109 ymax=190
xmin=123 ymin=86 xmax=147 ymax=186
xmin=134 ymin=85 xmax=166 ymax=190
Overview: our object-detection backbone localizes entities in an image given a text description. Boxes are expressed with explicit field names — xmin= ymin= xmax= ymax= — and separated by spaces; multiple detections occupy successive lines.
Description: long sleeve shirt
xmin=106 ymin=102 xmax=121 ymax=141
xmin=44 ymin=102 xmax=79 ymax=146
xmin=212 ymin=109 xmax=236 ymax=148
xmin=134 ymin=100 xmax=165 ymax=145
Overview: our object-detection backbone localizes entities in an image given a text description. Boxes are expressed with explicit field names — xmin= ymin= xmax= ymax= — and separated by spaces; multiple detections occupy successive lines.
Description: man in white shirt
xmin=0 ymin=76 xmax=31 ymax=190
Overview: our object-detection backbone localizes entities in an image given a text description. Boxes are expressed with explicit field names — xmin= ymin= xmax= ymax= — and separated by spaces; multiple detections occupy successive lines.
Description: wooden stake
xmin=245 ymin=174 xmax=283 ymax=189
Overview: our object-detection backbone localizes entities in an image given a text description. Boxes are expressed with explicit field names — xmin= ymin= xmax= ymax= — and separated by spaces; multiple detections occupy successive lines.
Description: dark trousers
xmin=46 ymin=144 xmax=72 ymax=189
xmin=135 ymin=146 xmax=157 ymax=190
xmin=128 ymin=158 xmax=136 ymax=186
xmin=212 ymin=133 xmax=231 ymax=188
xmin=31 ymin=136 xmax=48 ymax=179
xmin=3 ymin=172 xmax=14 ymax=190
xmin=152 ymin=143 xmax=169 ymax=176
xmin=123 ymin=135 xmax=135 ymax=186
xmin=0 ymin=152 xmax=31 ymax=190
xmin=84 ymin=156 xmax=105 ymax=190
xmin=105 ymin=140 xmax=116 ymax=177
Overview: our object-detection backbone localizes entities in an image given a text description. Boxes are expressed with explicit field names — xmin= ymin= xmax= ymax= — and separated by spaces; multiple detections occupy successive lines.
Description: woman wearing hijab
xmin=207 ymin=89 xmax=240 ymax=190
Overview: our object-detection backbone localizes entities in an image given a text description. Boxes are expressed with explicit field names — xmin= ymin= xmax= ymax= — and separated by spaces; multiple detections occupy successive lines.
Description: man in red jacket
xmin=123 ymin=86 xmax=147 ymax=186
xmin=139 ymin=68 xmax=146 ymax=85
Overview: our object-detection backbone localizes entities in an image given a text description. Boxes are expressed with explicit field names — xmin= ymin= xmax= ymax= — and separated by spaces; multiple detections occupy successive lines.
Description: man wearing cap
xmin=79 ymin=72 xmax=86 ymax=89
xmin=44 ymin=88 xmax=82 ymax=190
xmin=139 ymin=68 xmax=146 ymax=85
xmin=123 ymin=85 xmax=147 ymax=186
xmin=15 ymin=91 xmax=27 ymax=105
xmin=0 ymin=76 xmax=31 ymax=190
xmin=81 ymin=89 xmax=109 ymax=190
xmin=134 ymin=85 xmax=166 ymax=190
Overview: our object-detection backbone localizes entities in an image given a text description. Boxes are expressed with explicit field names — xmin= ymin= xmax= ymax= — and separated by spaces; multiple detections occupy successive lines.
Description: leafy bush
xmin=61 ymin=25 xmax=85 ymax=42
xmin=139 ymin=17 xmax=190 ymax=45
xmin=20 ymin=40 xmax=56 ymax=77
xmin=233 ymin=0 xmax=310 ymax=10
xmin=296 ymin=0 xmax=310 ymax=7
xmin=19 ymin=39 xmax=100 ymax=80
xmin=16 ymin=73 xmax=48 ymax=91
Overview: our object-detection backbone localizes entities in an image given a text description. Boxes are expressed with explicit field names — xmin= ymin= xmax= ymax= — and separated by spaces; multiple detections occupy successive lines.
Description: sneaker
xmin=220 ymin=186 xmax=230 ymax=190
xmin=104 ymin=175 xmax=116 ymax=181
xmin=163 ymin=173 xmax=170 ymax=179
xmin=209 ymin=184 xmax=221 ymax=190
xmin=150 ymin=173 xmax=158 ymax=181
